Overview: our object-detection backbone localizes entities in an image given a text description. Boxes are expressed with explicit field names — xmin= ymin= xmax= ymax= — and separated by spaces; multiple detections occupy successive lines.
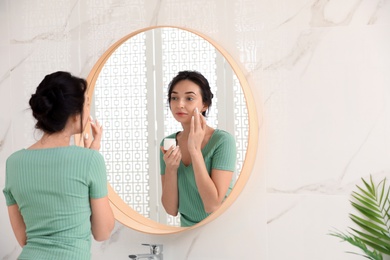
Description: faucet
xmin=129 ymin=244 xmax=163 ymax=260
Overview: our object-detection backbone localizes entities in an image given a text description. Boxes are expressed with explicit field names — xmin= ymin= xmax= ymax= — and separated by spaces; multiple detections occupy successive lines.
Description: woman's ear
xmin=73 ymin=113 xmax=80 ymax=122
xmin=201 ymin=104 xmax=208 ymax=113
xmin=68 ymin=113 xmax=81 ymax=134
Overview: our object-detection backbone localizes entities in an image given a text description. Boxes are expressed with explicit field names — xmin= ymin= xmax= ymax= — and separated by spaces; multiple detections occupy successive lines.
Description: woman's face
xmin=81 ymin=92 xmax=90 ymax=132
xmin=169 ymin=80 xmax=207 ymax=124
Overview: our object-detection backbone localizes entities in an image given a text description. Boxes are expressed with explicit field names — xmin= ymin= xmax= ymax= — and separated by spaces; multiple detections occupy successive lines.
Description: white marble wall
xmin=1 ymin=0 xmax=389 ymax=259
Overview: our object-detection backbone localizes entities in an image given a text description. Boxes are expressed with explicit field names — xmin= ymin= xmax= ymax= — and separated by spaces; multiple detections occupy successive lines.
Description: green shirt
xmin=3 ymin=146 xmax=108 ymax=260
xmin=160 ymin=129 xmax=237 ymax=227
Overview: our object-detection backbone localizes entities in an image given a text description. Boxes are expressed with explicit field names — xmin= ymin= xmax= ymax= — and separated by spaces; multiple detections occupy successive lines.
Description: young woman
xmin=160 ymin=70 xmax=237 ymax=227
xmin=3 ymin=71 xmax=115 ymax=259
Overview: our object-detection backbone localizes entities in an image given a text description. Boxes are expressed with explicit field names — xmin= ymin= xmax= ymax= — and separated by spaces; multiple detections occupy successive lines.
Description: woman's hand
xmin=84 ymin=116 xmax=103 ymax=151
xmin=188 ymin=107 xmax=206 ymax=154
xmin=160 ymin=145 xmax=181 ymax=216
xmin=161 ymin=145 xmax=181 ymax=171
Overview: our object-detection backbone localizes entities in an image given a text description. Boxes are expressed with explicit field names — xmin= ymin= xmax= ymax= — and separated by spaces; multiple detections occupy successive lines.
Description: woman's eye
xmin=187 ymin=97 xmax=193 ymax=101
xmin=170 ymin=97 xmax=178 ymax=101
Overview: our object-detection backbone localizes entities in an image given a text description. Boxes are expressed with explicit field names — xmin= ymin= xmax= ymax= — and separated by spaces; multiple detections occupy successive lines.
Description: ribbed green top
xmin=3 ymin=146 xmax=108 ymax=260
xmin=160 ymin=129 xmax=237 ymax=226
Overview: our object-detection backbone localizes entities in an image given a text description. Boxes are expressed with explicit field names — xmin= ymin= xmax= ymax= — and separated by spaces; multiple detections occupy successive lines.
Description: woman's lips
xmin=176 ymin=112 xmax=188 ymax=116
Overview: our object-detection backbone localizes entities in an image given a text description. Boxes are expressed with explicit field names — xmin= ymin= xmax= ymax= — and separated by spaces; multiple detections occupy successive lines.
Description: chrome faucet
xmin=129 ymin=244 xmax=163 ymax=260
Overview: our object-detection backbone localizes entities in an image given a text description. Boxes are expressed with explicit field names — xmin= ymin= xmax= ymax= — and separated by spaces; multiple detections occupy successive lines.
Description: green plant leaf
xmin=385 ymin=198 xmax=390 ymax=220
xmin=352 ymin=201 xmax=382 ymax=220
xmin=362 ymin=177 xmax=375 ymax=196
xmin=378 ymin=179 xmax=388 ymax=207
xmin=356 ymin=185 xmax=376 ymax=201
xmin=329 ymin=175 xmax=390 ymax=259
xmin=329 ymin=230 xmax=383 ymax=260
xmin=350 ymin=223 xmax=390 ymax=241
xmin=351 ymin=228 xmax=390 ymax=253
xmin=358 ymin=237 xmax=390 ymax=255
xmin=350 ymin=214 xmax=387 ymax=233
xmin=352 ymin=192 xmax=380 ymax=210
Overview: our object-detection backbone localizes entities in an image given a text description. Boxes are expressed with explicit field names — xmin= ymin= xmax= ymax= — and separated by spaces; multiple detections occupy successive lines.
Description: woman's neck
xmin=178 ymin=123 xmax=214 ymax=139
xmin=29 ymin=132 xmax=72 ymax=149
xmin=179 ymin=122 xmax=191 ymax=135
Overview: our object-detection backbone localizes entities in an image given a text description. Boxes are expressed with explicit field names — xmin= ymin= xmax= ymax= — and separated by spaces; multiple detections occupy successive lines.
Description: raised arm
xmin=188 ymin=109 xmax=234 ymax=213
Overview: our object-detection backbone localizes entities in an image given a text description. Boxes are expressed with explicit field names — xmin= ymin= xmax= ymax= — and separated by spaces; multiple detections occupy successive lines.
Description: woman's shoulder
xmin=67 ymin=146 xmax=104 ymax=159
xmin=6 ymin=147 xmax=105 ymax=172
xmin=160 ymin=132 xmax=179 ymax=145
xmin=213 ymin=129 xmax=235 ymax=140
xmin=6 ymin=149 xmax=26 ymax=162
xmin=165 ymin=132 xmax=179 ymax=138
xmin=206 ymin=129 xmax=235 ymax=149
xmin=7 ymin=146 xmax=102 ymax=158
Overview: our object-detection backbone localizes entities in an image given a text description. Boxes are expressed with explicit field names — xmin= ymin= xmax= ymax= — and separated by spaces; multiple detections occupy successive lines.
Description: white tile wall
xmin=1 ymin=0 xmax=389 ymax=259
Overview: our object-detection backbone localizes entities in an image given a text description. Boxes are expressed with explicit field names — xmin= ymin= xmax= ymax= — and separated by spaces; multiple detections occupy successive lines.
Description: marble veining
xmin=310 ymin=0 xmax=363 ymax=27
xmin=99 ymin=225 xmax=123 ymax=251
xmin=368 ymin=0 xmax=389 ymax=24
xmin=0 ymin=121 xmax=10 ymax=152
xmin=264 ymin=30 xmax=323 ymax=74
xmin=10 ymin=2 xmax=77 ymax=45
xmin=184 ymin=233 xmax=199 ymax=259
xmin=149 ymin=0 xmax=162 ymax=26
xmin=0 ymin=71 xmax=9 ymax=87
xmin=10 ymin=53 xmax=32 ymax=73
xmin=10 ymin=30 xmax=68 ymax=44
xmin=340 ymin=113 xmax=381 ymax=180
xmin=268 ymin=179 xmax=353 ymax=194
xmin=267 ymin=200 xmax=301 ymax=224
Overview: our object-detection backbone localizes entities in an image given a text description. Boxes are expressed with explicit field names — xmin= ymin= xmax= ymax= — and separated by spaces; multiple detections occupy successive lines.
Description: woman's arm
xmin=160 ymin=146 xmax=181 ymax=216
xmin=86 ymin=117 xmax=115 ymax=241
xmin=7 ymin=204 xmax=27 ymax=247
xmin=190 ymin=150 xmax=233 ymax=213
xmin=90 ymin=196 xmax=115 ymax=241
xmin=189 ymin=109 xmax=234 ymax=213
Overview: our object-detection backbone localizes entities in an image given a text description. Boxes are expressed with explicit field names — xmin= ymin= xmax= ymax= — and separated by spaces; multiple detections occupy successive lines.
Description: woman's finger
xmin=190 ymin=114 xmax=195 ymax=134
xmin=83 ymin=132 xmax=92 ymax=148
xmin=163 ymin=146 xmax=181 ymax=167
xmin=163 ymin=146 xmax=175 ymax=159
xmin=88 ymin=117 xmax=103 ymax=151
xmin=91 ymin=118 xmax=102 ymax=134
xmin=193 ymin=107 xmax=200 ymax=131
xmin=172 ymin=147 xmax=181 ymax=161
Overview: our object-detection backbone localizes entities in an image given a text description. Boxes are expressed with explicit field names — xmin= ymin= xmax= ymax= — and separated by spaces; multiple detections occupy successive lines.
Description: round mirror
xmin=85 ymin=26 xmax=258 ymax=234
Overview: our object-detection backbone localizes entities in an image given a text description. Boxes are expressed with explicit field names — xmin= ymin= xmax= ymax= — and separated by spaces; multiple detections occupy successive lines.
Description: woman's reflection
xmin=159 ymin=71 xmax=237 ymax=227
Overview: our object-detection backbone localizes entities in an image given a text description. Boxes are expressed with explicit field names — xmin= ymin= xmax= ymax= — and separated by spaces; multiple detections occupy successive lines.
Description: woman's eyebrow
xmin=185 ymin=91 xmax=196 ymax=95
xmin=171 ymin=91 xmax=197 ymax=95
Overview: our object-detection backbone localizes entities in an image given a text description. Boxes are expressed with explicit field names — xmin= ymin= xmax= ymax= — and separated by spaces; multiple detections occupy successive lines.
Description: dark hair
xmin=29 ymin=71 xmax=87 ymax=134
xmin=167 ymin=70 xmax=213 ymax=117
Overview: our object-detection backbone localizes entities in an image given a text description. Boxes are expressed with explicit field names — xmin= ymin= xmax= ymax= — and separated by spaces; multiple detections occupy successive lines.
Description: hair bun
xmin=29 ymin=92 xmax=52 ymax=118
xmin=29 ymin=71 xmax=87 ymax=134
xmin=30 ymin=85 xmax=65 ymax=117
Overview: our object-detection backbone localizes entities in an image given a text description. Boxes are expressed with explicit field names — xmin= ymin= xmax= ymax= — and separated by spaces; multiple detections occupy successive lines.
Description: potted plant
xmin=329 ymin=175 xmax=390 ymax=260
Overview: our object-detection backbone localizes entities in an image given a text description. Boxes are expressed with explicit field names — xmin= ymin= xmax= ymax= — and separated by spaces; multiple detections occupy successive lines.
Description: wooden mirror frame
xmin=84 ymin=25 xmax=258 ymax=234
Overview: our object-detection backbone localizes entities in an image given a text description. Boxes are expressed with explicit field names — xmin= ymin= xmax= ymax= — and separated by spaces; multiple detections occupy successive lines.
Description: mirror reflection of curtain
xmin=93 ymin=28 xmax=248 ymax=226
